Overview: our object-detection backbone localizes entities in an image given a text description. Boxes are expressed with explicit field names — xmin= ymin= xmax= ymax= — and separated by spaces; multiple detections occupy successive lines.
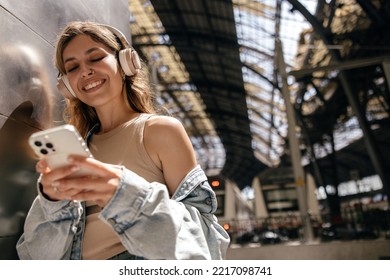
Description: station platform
xmin=226 ymin=238 xmax=390 ymax=260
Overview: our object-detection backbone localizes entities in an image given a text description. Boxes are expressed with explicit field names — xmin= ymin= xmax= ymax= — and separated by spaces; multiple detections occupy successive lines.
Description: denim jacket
xmin=16 ymin=165 xmax=230 ymax=259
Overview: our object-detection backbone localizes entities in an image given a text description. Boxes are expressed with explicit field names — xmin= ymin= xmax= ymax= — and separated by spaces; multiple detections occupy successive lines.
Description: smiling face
xmin=62 ymin=34 xmax=124 ymax=108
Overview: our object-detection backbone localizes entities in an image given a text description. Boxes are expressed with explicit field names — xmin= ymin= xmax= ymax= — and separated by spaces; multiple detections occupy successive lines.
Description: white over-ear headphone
xmin=57 ymin=23 xmax=141 ymax=99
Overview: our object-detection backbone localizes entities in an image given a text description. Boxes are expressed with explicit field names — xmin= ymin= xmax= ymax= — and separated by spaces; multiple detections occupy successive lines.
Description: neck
xmin=95 ymin=107 xmax=139 ymax=134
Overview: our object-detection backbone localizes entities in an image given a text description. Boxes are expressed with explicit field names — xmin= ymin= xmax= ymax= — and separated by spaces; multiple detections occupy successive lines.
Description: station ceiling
xmin=128 ymin=0 xmax=390 ymax=191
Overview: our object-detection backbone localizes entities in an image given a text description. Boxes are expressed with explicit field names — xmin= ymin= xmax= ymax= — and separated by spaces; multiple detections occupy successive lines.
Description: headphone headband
xmin=99 ymin=24 xmax=131 ymax=48
xmin=57 ymin=23 xmax=141 ymax=99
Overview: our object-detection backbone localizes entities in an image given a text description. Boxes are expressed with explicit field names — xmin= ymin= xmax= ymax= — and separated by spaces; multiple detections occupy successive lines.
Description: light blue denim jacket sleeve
xmin=16 ymin=165 xmax=230 ymax=259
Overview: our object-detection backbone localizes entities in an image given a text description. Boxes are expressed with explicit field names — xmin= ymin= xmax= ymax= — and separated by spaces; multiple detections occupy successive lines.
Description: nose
xmin=80 ymin=64 xmax=94 ymax=77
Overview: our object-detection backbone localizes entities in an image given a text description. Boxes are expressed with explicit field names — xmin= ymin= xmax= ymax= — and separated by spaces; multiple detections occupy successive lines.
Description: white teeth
xmin=84 ymin=80 xmax=102 ymax=90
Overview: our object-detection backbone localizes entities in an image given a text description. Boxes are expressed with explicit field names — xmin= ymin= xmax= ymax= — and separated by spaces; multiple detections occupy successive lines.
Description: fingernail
xmin=71 ymin=165 xmax=80 ymax=172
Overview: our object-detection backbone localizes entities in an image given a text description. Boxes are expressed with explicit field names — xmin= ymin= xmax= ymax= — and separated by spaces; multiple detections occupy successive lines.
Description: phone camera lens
xmin=34 ymin=141 xmax=42 ymax=147
xmin=40 ymin=149 xmax=48 ymax=155
xmin=46 ymin=143 xmax=54 ymax=149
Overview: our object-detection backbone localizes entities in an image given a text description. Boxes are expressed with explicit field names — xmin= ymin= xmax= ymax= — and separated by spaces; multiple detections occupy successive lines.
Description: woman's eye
xmin=91 ymin=56 xmax=104 ymax=62
xmin=66 ymin=65 xmax=78 ymax=73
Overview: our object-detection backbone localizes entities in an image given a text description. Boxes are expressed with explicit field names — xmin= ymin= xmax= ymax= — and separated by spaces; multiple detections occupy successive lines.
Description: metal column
xmin=275 ymin=39 xmax=314 ymax=242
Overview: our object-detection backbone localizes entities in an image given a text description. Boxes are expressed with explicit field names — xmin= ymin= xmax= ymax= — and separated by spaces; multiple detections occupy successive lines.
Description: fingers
xmin=39 ymin=164 xmax=80 ymax=200
xmin=67 ymin=155 xmax=113 ymax=177
xmin=35 ymin=160 xmax=48 ymax=173
xmin=36 ymin=155 xmax=122 ymax=206
xmin=55 ymin=176 xmax=120 ymax=207
xmin=40 ymin=164 xmax=80 ymax=185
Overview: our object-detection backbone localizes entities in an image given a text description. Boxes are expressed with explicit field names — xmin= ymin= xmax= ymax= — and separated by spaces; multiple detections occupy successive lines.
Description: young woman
xmin=16 ymin=21 xmax=229 ymax=260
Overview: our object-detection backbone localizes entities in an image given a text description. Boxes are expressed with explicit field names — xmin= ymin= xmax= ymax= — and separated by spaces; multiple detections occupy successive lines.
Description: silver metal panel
xmin=0 ymin=0 xmax=130 ymax=259
xmin=0 ymin=8 xmax=57 ymax=126
xmin=0 ymin=0 xmax=131 ymax=43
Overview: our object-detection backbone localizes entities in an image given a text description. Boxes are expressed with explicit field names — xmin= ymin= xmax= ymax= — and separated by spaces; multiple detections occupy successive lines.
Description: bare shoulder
xmin=144 ymin=115 xmax=197 ymax=191
xmin=146 ymin=115 xmax=182 ymax=126
xmin=145 ymin=115 xmax=186 ymax=136
xmin=143 ymin=115 xmax=192 ymax=154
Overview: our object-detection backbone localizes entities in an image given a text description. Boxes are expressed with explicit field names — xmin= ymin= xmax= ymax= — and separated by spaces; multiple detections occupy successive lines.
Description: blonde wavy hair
xmin=54 ymin=21 xmax=155 ymax=137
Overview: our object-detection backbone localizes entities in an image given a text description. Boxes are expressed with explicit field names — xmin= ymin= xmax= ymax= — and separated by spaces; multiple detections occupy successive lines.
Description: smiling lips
xmin=83 ymin=79 xmax=103 ymax=91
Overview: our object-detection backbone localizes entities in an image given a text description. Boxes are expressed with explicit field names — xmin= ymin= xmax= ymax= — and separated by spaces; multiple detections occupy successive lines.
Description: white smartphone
xmin=28 ymin=124 xmax=94 ymax=178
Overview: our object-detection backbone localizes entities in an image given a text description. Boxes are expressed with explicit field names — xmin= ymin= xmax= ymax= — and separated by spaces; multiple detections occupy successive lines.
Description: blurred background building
xmin=1 ymin=0 xmax=390 ymax=259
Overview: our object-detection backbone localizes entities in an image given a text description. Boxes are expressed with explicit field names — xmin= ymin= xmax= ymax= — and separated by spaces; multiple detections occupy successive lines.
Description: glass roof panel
xmin=129 ymin=0 xmax=225 ymax=176
xmin=129 ymin=0 xmax=321 ymax=172
xmin=233 ymin=0 xmax=317 ymax=166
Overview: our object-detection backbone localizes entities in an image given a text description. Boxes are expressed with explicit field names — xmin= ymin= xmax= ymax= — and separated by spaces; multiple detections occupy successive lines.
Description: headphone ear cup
xmin=57 ymin=75 xmax=77 ymax=99
xmin=118 ymin=48 xmax=141 ymax=76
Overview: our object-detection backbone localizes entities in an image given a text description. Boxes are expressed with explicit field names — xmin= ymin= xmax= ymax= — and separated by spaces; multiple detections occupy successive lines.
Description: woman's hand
xmin=36 ymin=155 xmax=123 ymax=208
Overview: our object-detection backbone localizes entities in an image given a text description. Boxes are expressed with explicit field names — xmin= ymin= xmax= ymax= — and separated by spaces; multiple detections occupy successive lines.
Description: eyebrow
xmin=64 ymin=47 xmax=102 ymax=64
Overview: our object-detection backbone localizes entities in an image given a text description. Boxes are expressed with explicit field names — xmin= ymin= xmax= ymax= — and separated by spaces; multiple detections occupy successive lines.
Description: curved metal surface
xmin=0 ymin=0 xmax=130 ymax=259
